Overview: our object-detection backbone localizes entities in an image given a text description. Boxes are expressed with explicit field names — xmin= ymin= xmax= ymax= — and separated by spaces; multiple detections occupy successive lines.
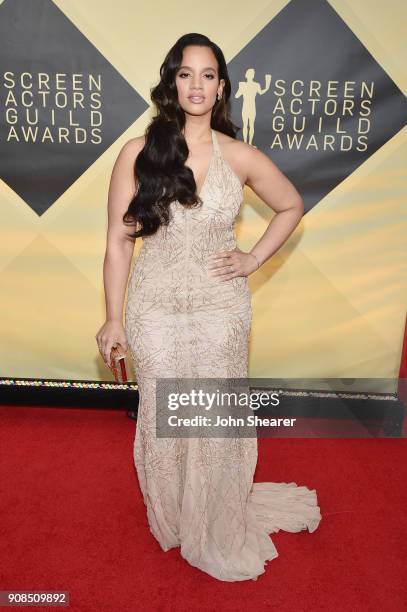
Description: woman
xmin=96 ymin=33 xmax=321 ymax=582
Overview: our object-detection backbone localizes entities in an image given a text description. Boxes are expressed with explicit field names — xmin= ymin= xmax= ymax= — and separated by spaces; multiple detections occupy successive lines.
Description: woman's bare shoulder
xmin=215 ymin=130 xmax=257 ymax=159
xmin=111 ymin=136 xmax=146 ymax=175
xmin=121 ymin=135 xmax=146 ymax=156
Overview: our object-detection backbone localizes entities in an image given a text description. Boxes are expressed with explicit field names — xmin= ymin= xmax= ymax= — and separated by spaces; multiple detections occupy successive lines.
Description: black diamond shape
xmin=228 ymin=0 xmax=406 ymax=213
xmin=0 ymin=0 xmax=148 ymax=215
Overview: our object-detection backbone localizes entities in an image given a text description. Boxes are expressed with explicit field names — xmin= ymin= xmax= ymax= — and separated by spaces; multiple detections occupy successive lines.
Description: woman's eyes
xmin=178 ymin=72 xmax=214 ymax=79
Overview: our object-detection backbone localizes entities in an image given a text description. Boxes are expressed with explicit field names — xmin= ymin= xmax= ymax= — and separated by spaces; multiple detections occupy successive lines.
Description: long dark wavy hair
xmin=122 ymin=33 xmax=239 ymax=239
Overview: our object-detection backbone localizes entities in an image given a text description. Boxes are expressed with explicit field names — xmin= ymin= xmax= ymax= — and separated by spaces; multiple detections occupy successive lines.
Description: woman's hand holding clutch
xmin=95 ymin=319 xmax=128 ymax=373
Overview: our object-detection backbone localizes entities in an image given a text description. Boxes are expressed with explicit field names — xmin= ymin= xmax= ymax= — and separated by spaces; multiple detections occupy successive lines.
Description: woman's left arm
xmin=243 ymin=144 xmax=304 ymax=269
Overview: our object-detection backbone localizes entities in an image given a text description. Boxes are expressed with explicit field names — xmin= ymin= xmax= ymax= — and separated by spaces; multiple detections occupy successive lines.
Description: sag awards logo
xmin=235 ymin=69 xmax=374 ymax=153
xmin=229 ymin=0 xmax=406 ymax=212
xmin=0 ymin=0 xmax=148 ymax=216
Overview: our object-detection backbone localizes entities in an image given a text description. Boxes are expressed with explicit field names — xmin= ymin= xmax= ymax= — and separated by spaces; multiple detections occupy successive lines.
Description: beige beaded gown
xmin=124 ymin=128 xmax=321 ymax=581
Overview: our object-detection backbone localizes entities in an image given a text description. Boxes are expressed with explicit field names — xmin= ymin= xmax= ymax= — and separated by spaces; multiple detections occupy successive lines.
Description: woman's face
xmin=175 ymin=45 xmax=224 ymax=116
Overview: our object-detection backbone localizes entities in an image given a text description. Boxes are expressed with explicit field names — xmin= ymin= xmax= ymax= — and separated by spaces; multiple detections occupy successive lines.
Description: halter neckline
xmin=211 ymin=128 xmax=220 ymax=154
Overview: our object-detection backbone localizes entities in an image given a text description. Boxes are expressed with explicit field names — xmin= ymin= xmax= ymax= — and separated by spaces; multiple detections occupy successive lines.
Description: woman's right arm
xmin=95 ymin=136 xmax=145 ymax=368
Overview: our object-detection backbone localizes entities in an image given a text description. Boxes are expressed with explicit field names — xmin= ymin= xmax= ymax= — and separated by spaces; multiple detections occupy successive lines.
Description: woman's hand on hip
xmin=207 ymin=247 xmax=259 ymax=282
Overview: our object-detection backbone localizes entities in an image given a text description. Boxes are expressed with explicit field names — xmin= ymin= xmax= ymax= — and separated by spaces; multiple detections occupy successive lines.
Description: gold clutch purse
xmin=109 ymin=343 xmax=129 ymax=383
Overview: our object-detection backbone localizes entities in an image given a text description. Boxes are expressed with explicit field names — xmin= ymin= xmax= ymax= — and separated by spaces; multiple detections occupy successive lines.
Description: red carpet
xmin=0 ymin=405 xmax=405 ymax=611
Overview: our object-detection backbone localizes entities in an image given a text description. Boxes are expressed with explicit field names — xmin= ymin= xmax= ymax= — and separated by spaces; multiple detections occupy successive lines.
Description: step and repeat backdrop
xmin=0 ymin=0 xmax=406 ymax=384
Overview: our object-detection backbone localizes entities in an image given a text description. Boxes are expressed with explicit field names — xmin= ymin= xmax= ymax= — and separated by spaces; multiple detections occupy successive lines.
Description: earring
xmin=217 ymin=91 xmax=222 ymax=100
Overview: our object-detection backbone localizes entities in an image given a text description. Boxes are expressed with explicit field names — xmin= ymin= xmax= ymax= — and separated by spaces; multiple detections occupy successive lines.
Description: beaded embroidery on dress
xmin=124 ymin=129 xmax=321 ymax=581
